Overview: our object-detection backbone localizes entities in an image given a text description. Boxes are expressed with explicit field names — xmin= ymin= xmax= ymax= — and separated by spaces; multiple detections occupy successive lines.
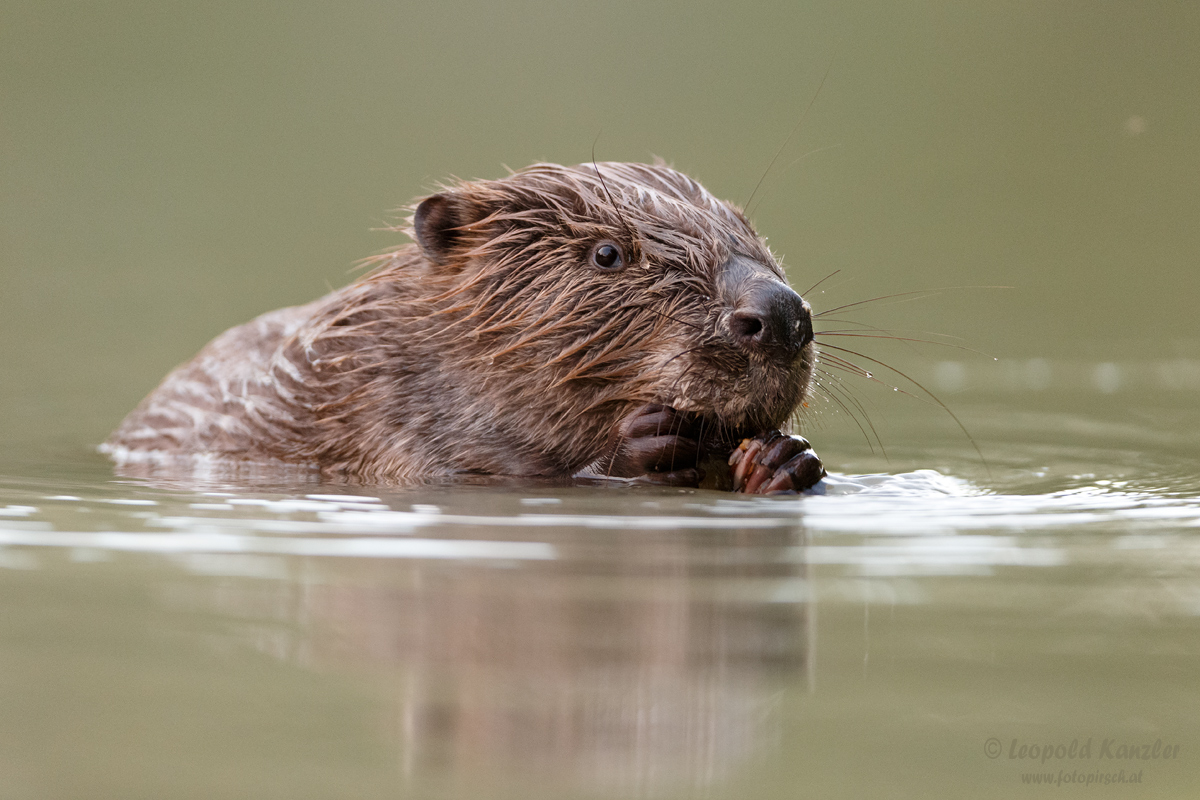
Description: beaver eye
xmin=590 ymin=242 xmax=624 ymax=270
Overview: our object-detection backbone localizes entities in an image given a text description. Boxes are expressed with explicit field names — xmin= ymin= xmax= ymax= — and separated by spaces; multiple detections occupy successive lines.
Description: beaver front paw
xmin=598 ymin=404 xmax=704 ymax=487
xmin=729 ymin=431 xmax=825 ymax=494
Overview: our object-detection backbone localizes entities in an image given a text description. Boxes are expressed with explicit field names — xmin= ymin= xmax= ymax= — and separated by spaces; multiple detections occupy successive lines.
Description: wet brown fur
xmin=105 ymin=162 xmax=816 ymax=481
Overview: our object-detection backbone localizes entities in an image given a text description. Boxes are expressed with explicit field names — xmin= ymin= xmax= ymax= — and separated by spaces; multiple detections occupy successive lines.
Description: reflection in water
xmin=179 ymin=523 xmax=812 ymax=795
xmin=5 ymin=478 xmax=1200 ymax=796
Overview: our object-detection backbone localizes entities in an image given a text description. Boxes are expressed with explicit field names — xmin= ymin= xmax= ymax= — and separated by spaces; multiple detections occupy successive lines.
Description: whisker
xmin=814 ymin=285 xmax=1011 ymax=318
xmin=818 ymin=351 xmax=874 ymax=380
xmin=658 ymin=344 xmax=710 ymax=373
xmin=624 ymin=303 xmax=705 ymax=332
xmin=803 ymin=268 xmax=841 ymax=297
xmin=744 ymin=47 xmax=838 ymax=213
xmin=820 ymin=354 xmax=926 ymax=405
xmin=811 ymin=374 xmax=881 ymax=456
xmin=816 ymin=331 xmax=995 ymax=358
xmin=814 ymin=290 xmax=946 ymax=317
xmin=816 ymin=366 xmax=889 ymax=455
xmin=605 ymin=430 xmax=626 ymax=479
xmin=817 ymin=319 xmax=968 ymax=343
xmin=778 ymin=143 xmax=845 ymax=175
xmin=590 ymin=144 xmax=640 ymax=249
xmin=818 ymin=342 xmax=991 ymax=476
xmin=748 ymin=143 xmax=844 ymax=219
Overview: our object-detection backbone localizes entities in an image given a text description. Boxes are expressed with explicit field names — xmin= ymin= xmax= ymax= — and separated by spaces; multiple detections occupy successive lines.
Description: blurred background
xmin=4 ymin=0 xmax=1198 ymax=470
xmin=4 ymin=5 xmax=1200 ymax=798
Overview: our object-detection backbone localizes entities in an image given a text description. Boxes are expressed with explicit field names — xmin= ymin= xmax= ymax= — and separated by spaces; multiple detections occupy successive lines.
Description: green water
xmin=3 ymin=2 xmax=1200 ymax=797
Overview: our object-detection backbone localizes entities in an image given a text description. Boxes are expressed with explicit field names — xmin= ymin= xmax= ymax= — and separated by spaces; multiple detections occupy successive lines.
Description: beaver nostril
xmin=730 ymin=313 xmax=765 ymax=342
xmin=729 ymin=282 xmax=811 ymax=357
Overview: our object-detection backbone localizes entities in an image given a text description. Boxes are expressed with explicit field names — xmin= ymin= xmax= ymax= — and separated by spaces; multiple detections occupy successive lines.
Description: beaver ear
xmin=413 ymin=192 xmax=485 ymax=266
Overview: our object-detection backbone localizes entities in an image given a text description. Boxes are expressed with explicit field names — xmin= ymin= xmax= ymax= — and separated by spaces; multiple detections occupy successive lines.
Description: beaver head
xmin=338 ymin=162 xmax=817 ymax=477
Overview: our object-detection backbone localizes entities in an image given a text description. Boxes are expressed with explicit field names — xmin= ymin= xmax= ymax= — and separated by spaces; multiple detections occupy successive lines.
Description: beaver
xmin=103 ymin=162 xmax=825 ymax=493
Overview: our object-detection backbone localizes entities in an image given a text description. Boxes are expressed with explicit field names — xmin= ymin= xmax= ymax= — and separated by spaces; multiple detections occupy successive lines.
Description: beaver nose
xmin=729 ymin=282 xmax=813 ymax=358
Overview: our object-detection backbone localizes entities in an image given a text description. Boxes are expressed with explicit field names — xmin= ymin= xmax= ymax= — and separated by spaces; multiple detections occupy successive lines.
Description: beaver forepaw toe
xmin=730 ymin=431 xmax=825 ymax=494
xmin=598 ymin=404 xmax=704 ymax=485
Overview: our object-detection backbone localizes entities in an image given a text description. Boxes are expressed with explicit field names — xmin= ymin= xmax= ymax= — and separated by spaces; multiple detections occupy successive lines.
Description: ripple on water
xmin=1 ymin=468 xmax=1199 ymax=584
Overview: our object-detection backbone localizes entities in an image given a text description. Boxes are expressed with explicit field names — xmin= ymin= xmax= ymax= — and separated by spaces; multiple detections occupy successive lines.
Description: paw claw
xmin=731 ymin=438 xmax=763 ymax=490
xmin=729 ymin=431 xmax=824 ymax=494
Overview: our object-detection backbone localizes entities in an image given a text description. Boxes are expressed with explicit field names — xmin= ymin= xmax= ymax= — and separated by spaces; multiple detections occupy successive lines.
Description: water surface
xmin=2 ymin=398 xmax=1199 ymax=797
